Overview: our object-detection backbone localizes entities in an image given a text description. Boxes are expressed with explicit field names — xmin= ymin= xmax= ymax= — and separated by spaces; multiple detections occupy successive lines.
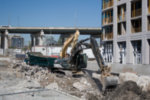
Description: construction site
xmin=0 ymin=30 xmax=150 ymax=100
xmin=0 ymin=0 xmax=150 ymax=100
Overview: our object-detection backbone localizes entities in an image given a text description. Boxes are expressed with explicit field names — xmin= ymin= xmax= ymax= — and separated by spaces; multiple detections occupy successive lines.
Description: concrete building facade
xmin=102 ymin=0 xmax=150 ymax=65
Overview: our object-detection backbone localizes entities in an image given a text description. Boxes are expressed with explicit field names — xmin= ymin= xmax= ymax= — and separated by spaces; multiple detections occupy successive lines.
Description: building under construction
xmin=102 ymin=0 xmax=150 ymax=65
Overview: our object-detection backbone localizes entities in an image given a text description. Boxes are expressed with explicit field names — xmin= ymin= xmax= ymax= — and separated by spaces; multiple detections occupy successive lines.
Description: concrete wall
xmin=111 ymin=63 xmax=150 ymax=76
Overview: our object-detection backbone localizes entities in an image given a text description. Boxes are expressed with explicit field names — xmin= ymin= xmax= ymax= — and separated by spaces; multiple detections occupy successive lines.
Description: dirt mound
xmin=103 ymin=81 xmax=150 ymax=100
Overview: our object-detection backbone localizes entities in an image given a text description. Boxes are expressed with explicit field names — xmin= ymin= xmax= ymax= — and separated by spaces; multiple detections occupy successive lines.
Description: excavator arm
xmin=60 ymin=30 xmax=80 ymax=58
xmin=90 ymin=37 xmax=111 ymax=76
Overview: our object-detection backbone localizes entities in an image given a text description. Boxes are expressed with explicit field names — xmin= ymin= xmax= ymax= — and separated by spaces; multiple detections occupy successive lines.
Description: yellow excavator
xmin=56 ymin=30 xmax=87 ymax=71
xmin=56 ymin=30 xmax=119 ymax=91
xmin=60 ymin=30 xmax=80 ymax=58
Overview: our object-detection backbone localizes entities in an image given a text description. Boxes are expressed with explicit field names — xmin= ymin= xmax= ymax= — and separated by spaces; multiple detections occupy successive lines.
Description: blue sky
xmin=0 ymin=0 xmax=102 ymax=45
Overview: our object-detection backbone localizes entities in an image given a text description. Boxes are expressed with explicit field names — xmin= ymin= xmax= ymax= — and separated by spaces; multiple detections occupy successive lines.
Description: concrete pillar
xmin=31 ymin=30 xmax=44 ymax=46
xmin=113 ymin=0 xmax=120 ymax=63
xmin=126 ymin=1 xmax=132 ymax=64
xmin=142 ymin=37 xmax=149 ymax=64
xmin=1 ymin=30 xmax=9 ymax=49
xmin=31 ymin=34 xmax=36 ymax=47
xmin=126 ymin=39 xmax=133 ymax=64
xmin=142 ymin=0 xmax=148 ymax=64
xmin=38 ymin=30 xmax=44 ymax=46
xmin=36 ymin=30 xmax=44 ymax=46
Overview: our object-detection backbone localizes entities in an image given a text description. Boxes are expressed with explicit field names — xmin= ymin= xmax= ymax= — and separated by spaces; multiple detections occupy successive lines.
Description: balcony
xmin=131 ymin=27 xmax=141 ymax=33
xmin=105 ymin=32 xmax=113 ymax=40
xmin=102 ymin=16 xmax=113 ymax=25
xmin=131 ymin=9 xmax=142 ymax=18
xmin=131 ymin=18 xmax=142 ymax=33
xmin=131 ymin=0 xmax=142 ymax=18
xmin=103 ymin=0 xmax=113 ymax=9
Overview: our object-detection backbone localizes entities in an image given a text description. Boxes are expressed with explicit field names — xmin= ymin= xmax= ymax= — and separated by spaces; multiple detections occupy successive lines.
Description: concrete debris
xmin=80 ymin=78 xmax=92 ymax=87
xmin=46 ymin=82 xmax=59 ymax=90
xmin=4 ymin=61 xmax=100 ymax=100
xmin=73 ymin=78 xmax=91 ymax=92
xmin=137 ymin=76 xmax=150 ymax=92
xmin=1 ymin=60 xmax=150 ymax=100
xmin=73 ymin=82 xmax=88 ymax=91
xmin=119 ymin=72 xmax=150 ymax=92
xmin=9 ymin=62 xmax=50 ymax=82
xmin=119 ymin=72 xmax=139 ymax=83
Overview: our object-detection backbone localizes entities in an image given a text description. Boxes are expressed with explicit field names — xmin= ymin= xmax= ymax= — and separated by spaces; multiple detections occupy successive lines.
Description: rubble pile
xmin=9 ymin=61 xmax=50 ymax=82
xmin=8 ymin=61 xmax=102 ymax=100
xmin=103 ymin=81 xmax=150 ymax=100
xmin=6 ymin=60 xmax=150 ymax=100
xmin=119 ymin=72 xmax=150 ymax=92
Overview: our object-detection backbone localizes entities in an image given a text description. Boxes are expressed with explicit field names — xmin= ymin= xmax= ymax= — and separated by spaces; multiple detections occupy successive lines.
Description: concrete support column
xmin=126 ymin=1 xmax=132 ymax=64
xmin=1 ymin=30 xmax=9 ymax=49
xmin=113 ymin=0 xmax=119 ymax=63
xmin=142 ymin=0 xmax=148 ymax=64
xmin=38 ymin=30 xmax=44 ymax=46
xmin=142 ymin=37 xmax=150 ymax=64
xmin=126 ymin=38 xmax=133 ymax=64
xmin=31 ymin=30 xmax=44 ymax=46
xmin=31 ymin=34 xmax=36 ymax=47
